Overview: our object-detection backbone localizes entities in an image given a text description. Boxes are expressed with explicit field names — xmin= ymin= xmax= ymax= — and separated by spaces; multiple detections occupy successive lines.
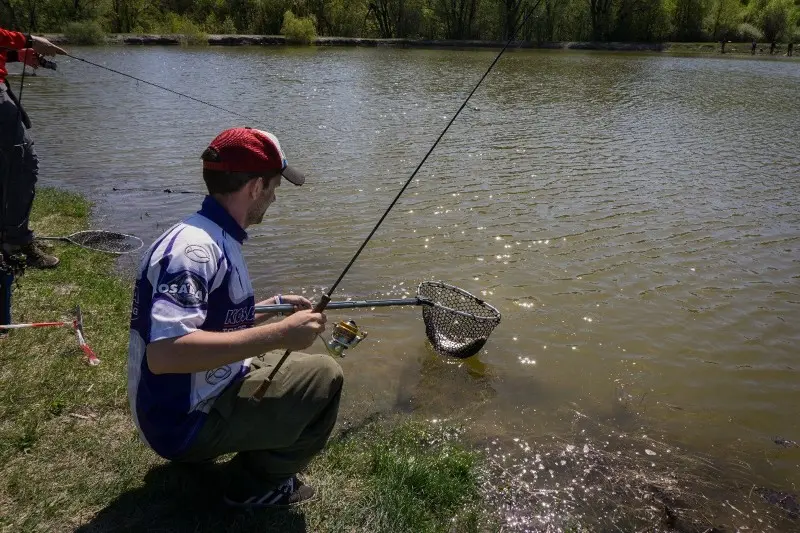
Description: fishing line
xmin=318 ymin=0 xmax=543 ymax=302
xmin=251 ymin=0 xmax=543 ymax=400
xmin=110 ymin=186 xmax=202 ymax=195
xmin=64 ymin=53 xmax=258 ymax=123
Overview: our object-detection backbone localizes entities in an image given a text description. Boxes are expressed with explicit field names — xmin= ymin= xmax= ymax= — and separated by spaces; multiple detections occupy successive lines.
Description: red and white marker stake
xmin=0 ymin=321 xmax=69 ymax=329
xmin=0 ymin=305 xmax=100 ymax=365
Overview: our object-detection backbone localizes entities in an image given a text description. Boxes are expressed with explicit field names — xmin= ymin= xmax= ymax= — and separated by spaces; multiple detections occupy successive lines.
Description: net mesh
xmin=67 ymin=231 xmax=144 ymax=254
xmin=418 ymin=281 xmax=501 ymax=359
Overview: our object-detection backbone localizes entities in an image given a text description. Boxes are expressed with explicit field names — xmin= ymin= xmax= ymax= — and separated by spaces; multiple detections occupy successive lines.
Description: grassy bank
xmin=0 ymin=188 xmax=490 ymax=532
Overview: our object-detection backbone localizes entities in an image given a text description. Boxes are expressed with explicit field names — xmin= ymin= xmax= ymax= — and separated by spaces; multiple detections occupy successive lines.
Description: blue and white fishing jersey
xmin=128 ymin=196 xmax=256 ymax=459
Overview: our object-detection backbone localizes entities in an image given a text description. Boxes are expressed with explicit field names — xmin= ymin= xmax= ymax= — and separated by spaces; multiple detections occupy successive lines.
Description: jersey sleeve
xmin=0 ymin=29 xmax=28 ymax=51
xmin=145 ymin=239 xmax=224 ymax=343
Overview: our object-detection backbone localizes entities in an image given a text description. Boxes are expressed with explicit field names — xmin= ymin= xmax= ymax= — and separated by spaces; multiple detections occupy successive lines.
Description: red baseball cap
xmin=202 ymin=127 xmax=305 ymax=186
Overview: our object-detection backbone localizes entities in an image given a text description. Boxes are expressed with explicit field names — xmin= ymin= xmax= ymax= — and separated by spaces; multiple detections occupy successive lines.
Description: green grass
xmin=0 ymin=188 xmax=491 ymax=533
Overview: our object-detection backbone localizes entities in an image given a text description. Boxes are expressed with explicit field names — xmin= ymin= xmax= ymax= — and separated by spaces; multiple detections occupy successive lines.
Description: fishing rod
xmin=250 ymin=0 xmax=543 ymax=401
xmin=1 ymin=28 xmax=36 ymax=327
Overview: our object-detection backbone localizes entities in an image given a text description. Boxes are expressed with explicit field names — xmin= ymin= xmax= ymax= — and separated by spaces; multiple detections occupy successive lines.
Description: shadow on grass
xmin=76 ymin=462 xmax=307 ymax=533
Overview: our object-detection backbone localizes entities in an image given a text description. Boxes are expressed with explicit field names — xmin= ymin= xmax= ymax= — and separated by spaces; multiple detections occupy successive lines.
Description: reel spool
xmin=324 ymin=319 xmax=368 ymax=358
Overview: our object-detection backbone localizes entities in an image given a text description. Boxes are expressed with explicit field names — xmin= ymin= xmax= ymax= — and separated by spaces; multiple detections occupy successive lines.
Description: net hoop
xmin=69 ymin=230 xmax=144 ymax=254
xmin=417 ymin=281 xmax=502 ymax=359
xmin=418 ymin=281 xmax=501 ymax=322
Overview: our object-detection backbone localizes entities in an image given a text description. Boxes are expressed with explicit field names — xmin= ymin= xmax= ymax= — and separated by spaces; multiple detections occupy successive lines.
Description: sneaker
xmin=34 ymin=239 xmax=55 ymax=251
xmin=223 ymin=475 xmax=316 ymax=508
xmin=21 ymin=242 xmax=59 ymax=269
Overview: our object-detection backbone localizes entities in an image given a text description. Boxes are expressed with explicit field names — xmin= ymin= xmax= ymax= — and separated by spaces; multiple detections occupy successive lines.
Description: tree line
xmin=2 ymin=0 xmax=798 ymax=43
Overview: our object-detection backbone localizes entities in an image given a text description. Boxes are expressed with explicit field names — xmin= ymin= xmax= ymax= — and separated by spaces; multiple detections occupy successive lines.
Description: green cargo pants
xmin=174 ymin=350 xmax=344 ymax=491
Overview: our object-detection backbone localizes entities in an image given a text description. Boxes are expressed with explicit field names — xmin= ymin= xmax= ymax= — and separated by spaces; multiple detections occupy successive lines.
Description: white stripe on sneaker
xmin=266 ymin=491 xmax=284 ymax=505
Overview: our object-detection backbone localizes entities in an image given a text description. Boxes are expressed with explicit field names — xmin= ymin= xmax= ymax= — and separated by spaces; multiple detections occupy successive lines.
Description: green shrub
xmin=159 ymin=13 xmax=209 ymax=45
xmin=221 ymin=16 xmax=238 ymax=35
xmin=737 ymin=22 xmax=765 ymax=40
xmin=280 ymin=10 xmax=317 ymax=44
xmin=203 ymin=13 xmax=222 ymax=34
xmin=63 ymin=20 xmax=106 ymax=45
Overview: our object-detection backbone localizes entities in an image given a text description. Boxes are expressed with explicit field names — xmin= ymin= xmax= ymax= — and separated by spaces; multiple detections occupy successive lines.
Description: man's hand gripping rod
xmin=250 ymin=295 xmax=330 ymax=401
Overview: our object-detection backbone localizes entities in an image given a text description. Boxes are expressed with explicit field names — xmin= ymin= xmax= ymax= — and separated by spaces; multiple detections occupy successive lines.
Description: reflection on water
xmin=11 ymin=46 xmax=799 ymax=521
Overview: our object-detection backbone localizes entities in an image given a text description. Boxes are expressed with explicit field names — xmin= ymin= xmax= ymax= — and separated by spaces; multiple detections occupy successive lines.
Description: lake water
xmin=11 ymin=45 xmax=799 ymax=525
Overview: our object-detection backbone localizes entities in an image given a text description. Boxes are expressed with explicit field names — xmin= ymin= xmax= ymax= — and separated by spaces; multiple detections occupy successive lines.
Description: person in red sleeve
xmin=1 ymin=28 xmax=65 ymax=268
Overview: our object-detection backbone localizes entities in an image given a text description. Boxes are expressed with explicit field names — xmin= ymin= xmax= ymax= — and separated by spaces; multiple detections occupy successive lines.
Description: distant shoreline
xmin=36 ymin=34 xmax=797 ymax=56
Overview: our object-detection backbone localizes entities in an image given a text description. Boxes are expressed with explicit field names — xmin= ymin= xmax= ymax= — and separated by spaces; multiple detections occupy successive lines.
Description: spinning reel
xmin=323 ymin=319 xmax=368 ymax=358
xmin=38 ymin=56 xmax=57 ymax=71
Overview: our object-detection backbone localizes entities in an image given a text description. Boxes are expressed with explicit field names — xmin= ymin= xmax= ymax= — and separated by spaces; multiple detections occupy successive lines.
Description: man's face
xmin=246 ymin=173 xmax=281 ymax=226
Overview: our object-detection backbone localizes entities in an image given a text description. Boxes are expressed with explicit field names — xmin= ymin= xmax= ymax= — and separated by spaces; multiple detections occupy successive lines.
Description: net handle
xmin=35 ymin=236 xmax=71 ymax=242
xmin=36 ymin=231 xmax=145 ymax=254
xmin=254 ymin=297 xmax=426 ymax=313
xmin=253 ymin=282 xmax=499 ymax=321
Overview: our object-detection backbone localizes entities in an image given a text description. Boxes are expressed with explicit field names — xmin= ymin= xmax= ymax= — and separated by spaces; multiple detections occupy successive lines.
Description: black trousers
xmin=0 ymin=82 xmax=39 ymax=247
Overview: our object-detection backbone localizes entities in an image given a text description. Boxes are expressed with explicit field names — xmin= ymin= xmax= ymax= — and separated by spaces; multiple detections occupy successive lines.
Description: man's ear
xmin=247 ymin=176 xmax=263 ymax=200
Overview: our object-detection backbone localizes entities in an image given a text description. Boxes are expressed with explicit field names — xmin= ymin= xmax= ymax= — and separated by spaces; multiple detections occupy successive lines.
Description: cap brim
xmin=281 ymin=165 xmax=305 ymax=186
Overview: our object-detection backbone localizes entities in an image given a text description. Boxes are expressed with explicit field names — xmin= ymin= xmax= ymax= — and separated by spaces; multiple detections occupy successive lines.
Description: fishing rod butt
xmin=249 ymin=294 xmax=332 ymax=402
xmin=314 ymin=294 xmax=331 ymax=313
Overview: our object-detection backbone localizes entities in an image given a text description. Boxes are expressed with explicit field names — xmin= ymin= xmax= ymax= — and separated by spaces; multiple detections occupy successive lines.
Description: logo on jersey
xmin=156 ymin=270 xmax=207 ymax=308
xmin=205 ymin=365 xmax=232 ymax=385
xmin=131 ymin=284 xmax=140 ymax=318
xmin=185 ymin=245 xmax=211 ymax=264
xmin=224 ymin=305 xmax=255 ymax=326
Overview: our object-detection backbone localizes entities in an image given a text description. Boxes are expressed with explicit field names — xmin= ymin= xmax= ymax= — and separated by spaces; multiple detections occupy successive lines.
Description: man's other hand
xmin=31 ymin=35 xmax=66 ymax=56
xmin=281 ymin=309 xmax=327 ymax=351
xmin=280 ymin=294 xmax=313 ymax=313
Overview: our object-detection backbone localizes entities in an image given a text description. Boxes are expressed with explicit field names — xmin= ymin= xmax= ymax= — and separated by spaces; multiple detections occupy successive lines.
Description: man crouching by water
xmin=127 ymin=127 xmax=341 ymax=507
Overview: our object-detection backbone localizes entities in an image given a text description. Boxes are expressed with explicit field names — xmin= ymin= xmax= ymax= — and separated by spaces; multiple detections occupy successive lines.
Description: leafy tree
xmin=281 ymin=9 xmax=317 ymax=41
xmin=667 ymin=0 xmax=710 ymax=40
xmin=1 ymin=0 xmax=794 ymax=45
xmin=435 ymin=0 xmax=480 ymax=39
xmin=588 ymin=0 xmax=613 ymax=40
xmin=705 ymin=0 xmax=743 ymax=39
xmin=759 ymin=0 xmax=794 ymax=40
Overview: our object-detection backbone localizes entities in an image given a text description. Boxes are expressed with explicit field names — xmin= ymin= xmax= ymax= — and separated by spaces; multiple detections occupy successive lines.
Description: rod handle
xmin=250 ymin=294 xmax=332 ymax=402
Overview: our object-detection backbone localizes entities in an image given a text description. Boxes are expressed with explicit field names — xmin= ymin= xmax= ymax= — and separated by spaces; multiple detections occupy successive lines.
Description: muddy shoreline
xmin=40 ymin=35 xmax=800 ymax=58
xmin=38 ymin=34 xmax=800 ymax=59
xmin=43 ymin=33 xmax=672 ymax=51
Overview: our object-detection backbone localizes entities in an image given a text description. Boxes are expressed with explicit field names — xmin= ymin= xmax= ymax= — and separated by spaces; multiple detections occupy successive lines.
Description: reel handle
xmin=250 ymin=294 xmax=331 ymax=402
xmin=38 ymin=56 xmax=57 ymax=71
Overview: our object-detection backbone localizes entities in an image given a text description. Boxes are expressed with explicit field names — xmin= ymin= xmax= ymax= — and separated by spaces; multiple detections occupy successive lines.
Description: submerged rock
xmin=758 ymin=488 xmax=799 ymax=519
xmin=773 ymin=437 xmax=799 ymax=448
